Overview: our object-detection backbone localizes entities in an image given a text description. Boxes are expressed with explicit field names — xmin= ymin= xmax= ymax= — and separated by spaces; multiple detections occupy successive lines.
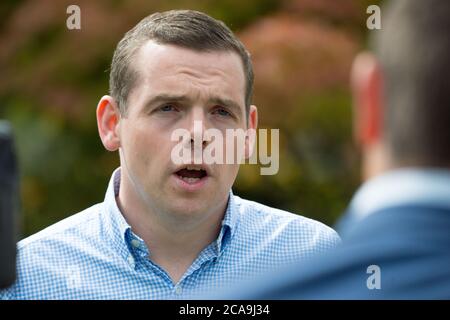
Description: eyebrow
xmin=143 ymin=93 xmax=244 ymax=118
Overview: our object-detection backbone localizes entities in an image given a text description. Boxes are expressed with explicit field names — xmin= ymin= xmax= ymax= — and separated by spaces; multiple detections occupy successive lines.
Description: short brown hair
xmin=109 ymin=10 xmax=254 ymax=117
xmin=375 ymin=0 xmax=450 ymax=166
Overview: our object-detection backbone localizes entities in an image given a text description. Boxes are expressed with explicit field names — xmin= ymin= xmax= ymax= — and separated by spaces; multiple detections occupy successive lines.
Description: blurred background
xmin=0 ymin=0 xmax=381 ymax=238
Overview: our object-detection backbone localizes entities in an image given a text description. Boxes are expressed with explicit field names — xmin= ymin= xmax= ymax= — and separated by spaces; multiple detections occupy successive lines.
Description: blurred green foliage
xmin=0 ymin=0 xmax=381 ymax=237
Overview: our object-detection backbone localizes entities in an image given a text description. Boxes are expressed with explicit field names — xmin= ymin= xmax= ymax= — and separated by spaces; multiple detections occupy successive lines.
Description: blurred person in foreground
xmin=0 ymin=10 xmax=339 ymax=299
xmin=220 ymin=0 xmax=450 ymax=299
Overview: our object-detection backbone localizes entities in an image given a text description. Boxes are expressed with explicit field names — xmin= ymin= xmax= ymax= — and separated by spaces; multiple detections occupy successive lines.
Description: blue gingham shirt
xmin=1 ymin=168 xmax=340 ymax=299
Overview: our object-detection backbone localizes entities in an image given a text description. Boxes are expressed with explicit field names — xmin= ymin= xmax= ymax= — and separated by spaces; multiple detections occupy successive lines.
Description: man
xmin=223 ymin=0 xmax=450 ymax=299
xmin=0 ymin=10 xmax=339 ymax=299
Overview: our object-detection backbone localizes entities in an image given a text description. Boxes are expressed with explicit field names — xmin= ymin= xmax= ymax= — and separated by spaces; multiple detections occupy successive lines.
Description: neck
xmin=116 ymin=170 xmax=227 ymax=283
xmin=362 ymin=141 xmax=392 ymax=181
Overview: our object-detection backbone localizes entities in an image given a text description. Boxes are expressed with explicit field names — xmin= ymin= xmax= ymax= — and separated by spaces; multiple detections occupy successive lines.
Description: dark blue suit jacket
xmin=229 ymin=204 xmax=450 ymax=299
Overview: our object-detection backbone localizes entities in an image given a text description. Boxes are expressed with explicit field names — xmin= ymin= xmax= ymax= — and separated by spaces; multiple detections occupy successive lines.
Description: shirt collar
xmin=101 ymin=168 xmax=133 ymax=263
xmin=347 ymin=168 xmax=450 ymax=223
xmin=101 ymin=168 xmax=240 ymax=263
xmin=216 ymin=190 xmax=239 ymax=255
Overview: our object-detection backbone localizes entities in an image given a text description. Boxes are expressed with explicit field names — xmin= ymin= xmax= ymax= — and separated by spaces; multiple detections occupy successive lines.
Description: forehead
xmin=131 ymin=40 xmax=246 ymax=102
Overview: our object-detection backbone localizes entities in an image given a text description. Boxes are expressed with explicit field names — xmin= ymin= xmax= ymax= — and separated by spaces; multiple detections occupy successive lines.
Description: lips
xmin=174 ymin=165 xmax=208 ymax=185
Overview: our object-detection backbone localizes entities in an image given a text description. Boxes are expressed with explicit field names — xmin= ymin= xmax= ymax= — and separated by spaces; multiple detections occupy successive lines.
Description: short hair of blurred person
xmin=0 ymin=10 xmax=340 ymax=300
xmin=358 ymin=0 xmax=450 ymax=178
xmin=220 ymin=0 xmax=450 ymax=299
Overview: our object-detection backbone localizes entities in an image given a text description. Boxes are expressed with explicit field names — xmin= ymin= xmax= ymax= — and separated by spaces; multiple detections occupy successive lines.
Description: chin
xmin=167 ymin=198 xmax=210 ymax=216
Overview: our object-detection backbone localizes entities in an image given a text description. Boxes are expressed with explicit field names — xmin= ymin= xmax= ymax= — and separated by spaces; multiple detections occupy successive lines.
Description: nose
xmin=184 ymin=107 xmax=209 ymax=152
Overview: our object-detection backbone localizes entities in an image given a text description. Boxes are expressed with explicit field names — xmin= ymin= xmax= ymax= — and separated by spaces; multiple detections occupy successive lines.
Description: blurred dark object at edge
xmin=0 ymin=120 xmax=19 ymax=289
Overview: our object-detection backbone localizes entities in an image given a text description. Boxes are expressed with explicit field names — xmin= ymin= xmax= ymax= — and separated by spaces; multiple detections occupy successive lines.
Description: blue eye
xmin=159 ymin=104 xmax=176 ymax=112
xmin=214 ymin=108 xmax=231 ymax=117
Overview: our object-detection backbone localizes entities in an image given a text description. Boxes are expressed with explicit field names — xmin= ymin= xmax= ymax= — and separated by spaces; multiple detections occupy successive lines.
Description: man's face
xmin=118 ymin=41 xmax=254 ymax=222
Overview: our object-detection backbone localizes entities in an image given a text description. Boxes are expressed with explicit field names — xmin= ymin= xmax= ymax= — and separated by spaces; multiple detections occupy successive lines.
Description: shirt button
xmin=127 ymin=255 xmax=135 ymax=267
xmin=175 ymin=286 xmax=182 ymax=295
xmin=131 ymin=239 xmax=140 ymax=248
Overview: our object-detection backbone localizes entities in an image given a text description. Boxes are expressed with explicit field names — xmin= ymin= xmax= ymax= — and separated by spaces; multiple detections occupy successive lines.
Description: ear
xmin=96 ymin=95 xmax=121 ymax=151
xmin=245 ymin=105 xmax=258 ymax=159
xmin=351 ymin=52 xmax=384 ymax=148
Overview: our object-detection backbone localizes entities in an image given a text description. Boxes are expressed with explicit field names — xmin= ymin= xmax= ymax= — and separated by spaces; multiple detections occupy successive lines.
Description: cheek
xmin=222 ymin=134 xmax=247 ymax=164
xmin=123 ymin=130 xmax=155 ymax=166
xmin=130 ymin=132 xmax=178 ymax=171
xmin=218 ymin=164 xmax=240 ymax=184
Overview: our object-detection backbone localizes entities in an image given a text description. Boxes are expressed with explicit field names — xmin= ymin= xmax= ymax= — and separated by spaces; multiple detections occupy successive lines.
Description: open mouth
xmin=175 ymin=166 xmax=208 ymax=184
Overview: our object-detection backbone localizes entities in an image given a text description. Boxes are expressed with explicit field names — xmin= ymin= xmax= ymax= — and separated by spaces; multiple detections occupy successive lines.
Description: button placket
xmin=174 ymin=285 xmax=182 ymax=295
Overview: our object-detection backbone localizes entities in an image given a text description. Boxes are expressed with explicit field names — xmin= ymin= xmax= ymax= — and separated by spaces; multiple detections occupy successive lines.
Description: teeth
xmin=181 ymin=176 xmax=201 ymax=184
xmin=186 ymin=166 xmax=202 ymax=171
